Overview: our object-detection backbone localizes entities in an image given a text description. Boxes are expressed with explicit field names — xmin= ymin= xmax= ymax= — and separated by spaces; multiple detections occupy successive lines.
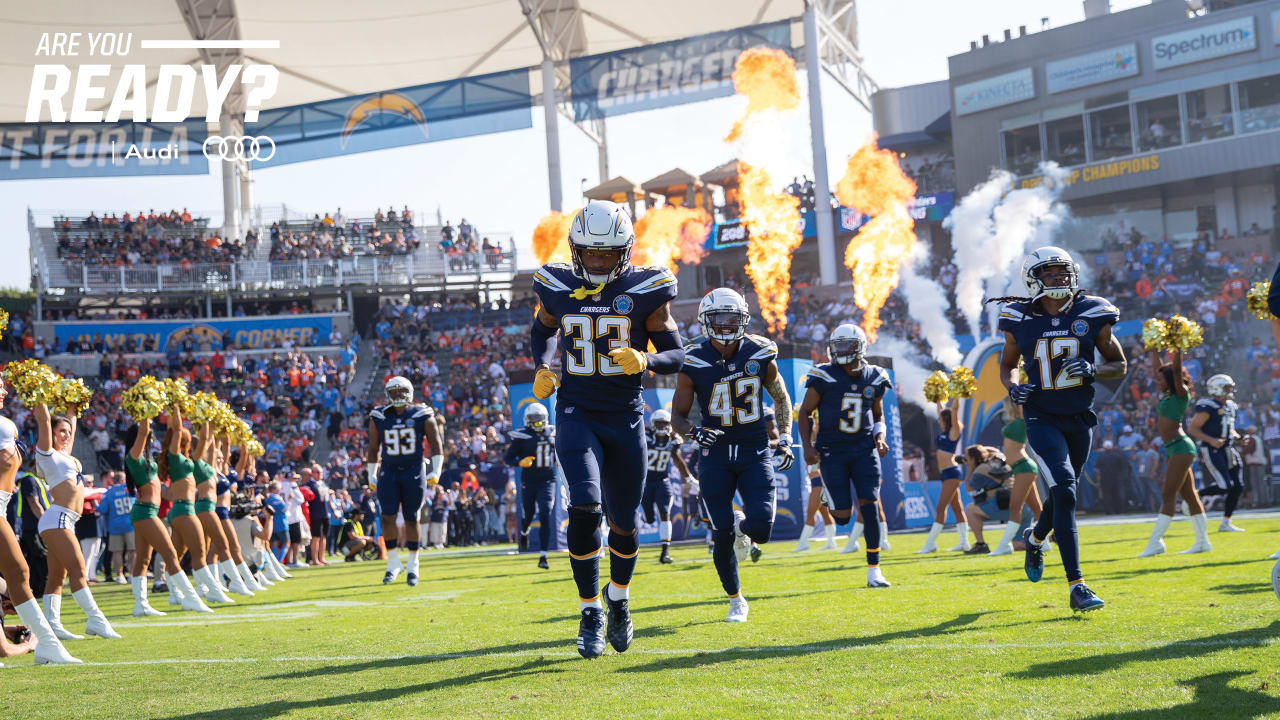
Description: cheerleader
xmin=33 ymin=403 xmax=120 ymax=640
xmin=215 ymin=438 xmax=265 ymax=592
xmin=194 ymin=424 xmax=253 ymax=596
xmin=0 ymin=390 xmax=79 ymax=663
xmin=160 ymin=402 xmax=233 ymax=605
xmin=989 ymin=399 xmax=1044 ymax=555
xmin=124 ymin=418 xmax=211 ymax=614
xmin=918 ymin=398 xmax=969 ymax=553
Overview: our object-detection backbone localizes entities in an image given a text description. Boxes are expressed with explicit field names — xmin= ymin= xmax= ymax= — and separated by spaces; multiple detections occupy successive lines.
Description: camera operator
xmin=958 ymin=445 xmax=1032 ymax=556
xmin=339 ymin=508 xmax=373 ymax=561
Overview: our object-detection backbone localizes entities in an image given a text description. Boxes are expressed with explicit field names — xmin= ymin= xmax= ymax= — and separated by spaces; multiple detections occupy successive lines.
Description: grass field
xmin=3 ymin=514 xmax=1279 ymax=719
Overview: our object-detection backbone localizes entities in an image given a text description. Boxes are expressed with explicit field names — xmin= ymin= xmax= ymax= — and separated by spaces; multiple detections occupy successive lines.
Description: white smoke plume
xmin=899 ymin=243 xmax=962 ymax=367
xmin=868 ymin=333 xmax=935 ymax=415
xmin=944 ymin=161 xmax=1072 ymax=338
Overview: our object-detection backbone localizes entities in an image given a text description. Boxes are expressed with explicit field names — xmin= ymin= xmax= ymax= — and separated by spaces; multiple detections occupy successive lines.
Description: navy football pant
xmin=1026 ymin=412 xmax=1092 ymax=584
xmin=641 ymin=475 xmax=673 ymax=524
xmin=699 ymin=442 xmax=776 ymax=597
xmin=376 ymin=471 xmax=425 ymax=522
xmin=557 ymin=405 xmax=646 ymax=600
xmin=521 ymin=477 xmax=555 ymax=552
xmin=1198 ymin=445 xmax=1244 ymax=517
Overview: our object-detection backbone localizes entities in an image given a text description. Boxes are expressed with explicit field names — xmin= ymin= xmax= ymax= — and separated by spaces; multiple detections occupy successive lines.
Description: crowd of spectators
xmin=56 ymin=209 xmax=258 ymax=280
xmin=899 ymin=152 xmax=956 ymax=194
xmin=438 ymin=219 xmax=508 ymax=272
xmin=269 ymin=206 xmax=419 ymax=261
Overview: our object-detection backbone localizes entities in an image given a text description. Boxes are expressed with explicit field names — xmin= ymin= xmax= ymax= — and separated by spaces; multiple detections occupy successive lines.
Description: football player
xmin=504 ymin=402 xmax=558 ymax=569
xmin=366 ymin=376 xmax=442 ymax=587
xmin=529 ymin=200 xmax=685 ymax=659
xmin=994 ymin=246 xmax=1126 ymax=612
xmin=642 ymin=409 xmax=694 ymax=565
xmin=1188 ymin=374 xmax=1246 ymax=533
xmin=671 ymin=288 xmax=794 ymax=623
xmin=797 ymin=324 xmax=892 ymax=589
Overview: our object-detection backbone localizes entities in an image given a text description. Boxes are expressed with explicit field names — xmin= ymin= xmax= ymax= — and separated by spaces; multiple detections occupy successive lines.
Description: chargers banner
xmin=570 ymin=21 xmax=792 ymax=121
xmin=0 ymin=119 xmax=208 ymax=180
xmin=245 ymin=68 xmax=532 ymax=167
xmin=51 ymin=313 xmax=336 ymax=351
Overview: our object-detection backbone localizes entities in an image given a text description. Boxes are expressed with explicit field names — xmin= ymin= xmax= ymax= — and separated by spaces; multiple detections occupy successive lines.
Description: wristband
xmin=872 ymin=421 xmax=886 ymax=439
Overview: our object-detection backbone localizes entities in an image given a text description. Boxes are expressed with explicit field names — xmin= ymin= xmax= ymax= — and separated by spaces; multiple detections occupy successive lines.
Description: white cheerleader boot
xmin=1138 ymin=515 xmax=1173 ymax=558
xmin=989 ymin=522 xmax=1021 ymax=556
xmin=73 ymin=588 xmax=122 ymax=639
xmin=917 ymin=522 xmax=943 ymax=554
xmin=168 ymin=572 xmax=214 ymax=613
xmin=195 ymin=566 xmax=235 ymax=603
xmin=222 ymin=560 xmax=255 ymax=596
xmin=42 ymin=594 xmax=84 ymax=641
xmin=131 ymin=576 xmax=166 ymax=617
xmin=238 ymin=561 xmax=266 ymax=591
xmin=948 ymin=522 xmax=971 ymax=552
xmin=16 ymin=599 xmax=81 ymax=664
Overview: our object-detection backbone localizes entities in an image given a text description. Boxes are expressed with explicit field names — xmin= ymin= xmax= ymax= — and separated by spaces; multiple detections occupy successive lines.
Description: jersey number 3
xmin=1033 ymin=337 xmax=1082 ymax=391
xmin=383 ymin=427 xmax=417 ymax=456
xmin=839 ymin=394 xmax=863 ymax=434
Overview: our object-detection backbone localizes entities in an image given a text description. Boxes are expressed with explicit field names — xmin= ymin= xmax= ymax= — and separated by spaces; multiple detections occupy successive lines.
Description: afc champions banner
xmin=51 ymin=313 xmax=337 ymax=351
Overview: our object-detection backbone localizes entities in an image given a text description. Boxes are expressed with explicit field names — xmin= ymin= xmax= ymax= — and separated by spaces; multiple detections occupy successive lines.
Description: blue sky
xmin=1 ymin=0 xmax=1102 ymax=290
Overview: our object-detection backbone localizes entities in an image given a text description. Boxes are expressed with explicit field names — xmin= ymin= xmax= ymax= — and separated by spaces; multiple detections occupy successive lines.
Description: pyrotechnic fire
xmin=724 ymin=47 xmax=804 ymax=334
xmin=633 ymin=206 xmax=711 ymax=272
xmin=725 ymin=47 xmax=800 ymax=143
xmin=738 ymin=162 xmax=803 ymax=333
xmin=531 ymin=211 xmax=573 ymax=265
xmin=837 ymin=137 xmax=919 ymax=341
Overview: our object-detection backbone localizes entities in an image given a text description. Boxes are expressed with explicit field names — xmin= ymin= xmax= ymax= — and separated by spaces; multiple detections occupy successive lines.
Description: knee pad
xmin=858 ymin=501 xmax=880 ymax=526
xmin=567 ymin=505 xmax=603 ymax=556
xmin=712 ymin=528 xmax=736 ymax=550
xmin=607 ymin=510 xmax=637 ymax=535
xmin=739 ymin=517 xmax=773 ymax=544
xmin=1050 ymin=483 xmax=1076 ymax=512
xmin=831 ymin=509 xmax=853 ymax=524
xmin=608 ymin=529 xmax=638 ymax=556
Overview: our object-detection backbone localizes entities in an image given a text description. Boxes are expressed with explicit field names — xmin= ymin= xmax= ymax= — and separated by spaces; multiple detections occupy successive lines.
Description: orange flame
xmin=531 ymin=211 xmax=573 ymax=265
xmin=739 ymin=161 xmax=803 ymax=334
xmin=724 ymin=47 xmax=804 ymax=334
xmin=633 ymin=206 xmax=711 ymax=272
xmin=836 ymin=137 xmax=919 ymax=342
xmin=725 ymin=47 xmax=800 ymax=143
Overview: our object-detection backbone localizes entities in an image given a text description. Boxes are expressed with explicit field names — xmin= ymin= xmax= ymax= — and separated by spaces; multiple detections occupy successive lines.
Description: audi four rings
xmin=202 ymin=135 xmax=276 ymax=162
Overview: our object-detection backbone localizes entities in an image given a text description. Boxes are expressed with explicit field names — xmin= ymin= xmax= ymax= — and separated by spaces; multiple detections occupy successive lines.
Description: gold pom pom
xmin=53 ymin=377 xmax=93 ymax=417
xmin=1164 ymin=315 xmax=1203 ymax=351
xmin=122 ymin=376 xmax=166 ymax=420
xmin=1142 ymin=318 xmax=1168 ymax=351
xmin=1247 ymin=282 xmax=1273 ymax=320
xmin=0 ymin=308 xmax=9 ymax=340
xmin=923 ymin=371 xmax=950 ymax=404
xmin=3 ymin=359 xmax=61 ymax=408
xmin=947 ymin=366 xmax=976 ymax=399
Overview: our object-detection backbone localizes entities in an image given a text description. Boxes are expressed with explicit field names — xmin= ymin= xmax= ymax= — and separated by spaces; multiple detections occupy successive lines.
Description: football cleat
xmin=726 ymin=595 xmax=749 ymax=623
xmin=750 ymin=544 xmax=763 ymax=563
xmin=963 ymin=542 xmax=990 ymax=555
xmin=732 ymin=511 xmax=750 ymax=563
xmin=518 ymin=532 xmax=529 ymax=553
xmin=576 ymin=606 xmax=606 ymax=659
xmin=658 ymin=546 xmax=673 ymax=564
xmin=1022 ymin=529 xmax=1044 ymax=583
xmin=1269 ymin=548 xmax=1280 ymax=560
xmin=867 ymin=567 xmax=891 ymax=588
xmin=383 ymin=568 xmax=401 ymax=585
xmin=603 ymin=585 xmax=633 ymax=653
xmin=1069 ymin=583 xmax=1105 ymax=613
xmin=538 ymin=555 xmax=550 ymax=570
xmin=406 ymin=573 xmax=418 ymax=587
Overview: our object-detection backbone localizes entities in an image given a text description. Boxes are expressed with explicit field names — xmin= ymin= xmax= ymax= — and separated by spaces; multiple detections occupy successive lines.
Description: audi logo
xmin=202 ymin=135 xmax=277 ymax=162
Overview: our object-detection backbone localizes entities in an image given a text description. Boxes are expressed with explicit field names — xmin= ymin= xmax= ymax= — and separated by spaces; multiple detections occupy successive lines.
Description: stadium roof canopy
xmin=1 ymin=0 xmax=818 ymax=123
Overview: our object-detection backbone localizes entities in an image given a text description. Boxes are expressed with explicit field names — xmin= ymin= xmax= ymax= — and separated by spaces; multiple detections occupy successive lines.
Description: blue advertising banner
xmin=570 ymin=21 xmax=792 ymax=121
xmin=707 ymin=195 xmax=952 ymax=252
xmin=52 ymin=314 xmax=336 ymax=351
xmin=0 ymin=120 xmax=208 ymax=180
xmin=245 ymin=68 xmax=532 ymax=167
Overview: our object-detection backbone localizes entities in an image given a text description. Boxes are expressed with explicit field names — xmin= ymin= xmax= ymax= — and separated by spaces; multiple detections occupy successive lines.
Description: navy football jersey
xmin=997 ymin=294 xmax=1119 ymax=416
xmin=680 ymin=334 xmax=777 ymax=445
xmin=370 ymin=404 xmax=433 ymax=475
xmin=1192 ymin=398 xmax=1234 ymax=442
xmin=533 ymin=263 xmax=678 ymax=412
xmin=803 ymin=362 xmax=890 ymax=449
xmin=504 ymin=425 xmax=558 ymax=484
xmin=645 ymin=429 xmax=677 ymax=480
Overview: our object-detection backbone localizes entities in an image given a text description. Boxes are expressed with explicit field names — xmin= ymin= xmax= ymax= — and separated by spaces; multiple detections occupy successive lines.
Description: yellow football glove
xmin=608 ymin=347 xmax=647 ymax=375
xmin=426 ymin=473 xmax=440 ymax=487
xmin=532 ymin=367 xmax=560 ymax=399
xmin=519 ymin=456 xmax=535 ymax=468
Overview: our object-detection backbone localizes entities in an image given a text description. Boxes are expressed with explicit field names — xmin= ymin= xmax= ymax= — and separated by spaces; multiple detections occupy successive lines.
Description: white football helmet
xmin=651 ymin=409 xmax=672 ymax=438
xmin=698 ymin=287 xmax=751 ymax=343
xmin=568 ymin=200 xmax=634 ymax=285
xmin=384 ymin=376 xmax=413 ymax=407
xmin=1206 ymin=374 xmax=1235 ymax=401
xmin=827 ymin=324 xmax=867 ymax=365
xmin=524 ymin=402 xmax=549 ymax=432
xmin=1022 ymin=246 xmax=1078 ymax=301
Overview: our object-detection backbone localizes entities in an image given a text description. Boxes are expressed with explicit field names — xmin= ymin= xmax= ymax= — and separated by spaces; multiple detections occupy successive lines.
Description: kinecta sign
xmin=1152 ymin=16 xmax=1256 ymax=70
xmin=953 ymin=68 xmax=1034 ymax=116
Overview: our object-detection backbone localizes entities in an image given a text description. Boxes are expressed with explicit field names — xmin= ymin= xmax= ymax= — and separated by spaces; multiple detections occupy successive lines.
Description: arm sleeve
xmin=530 ymin=319 xmax=558 ymax=367
xmin=645 ymin=328 xmax=685 ymax=375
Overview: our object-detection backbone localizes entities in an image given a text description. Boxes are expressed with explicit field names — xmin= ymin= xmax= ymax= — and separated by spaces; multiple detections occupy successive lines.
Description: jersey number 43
xmin=709 ymin=377 xmax=761 ymax=426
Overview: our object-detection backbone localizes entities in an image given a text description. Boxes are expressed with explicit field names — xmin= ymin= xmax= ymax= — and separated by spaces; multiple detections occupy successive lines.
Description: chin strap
xmin=569 ymin=281 xmax=606 ymax=300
